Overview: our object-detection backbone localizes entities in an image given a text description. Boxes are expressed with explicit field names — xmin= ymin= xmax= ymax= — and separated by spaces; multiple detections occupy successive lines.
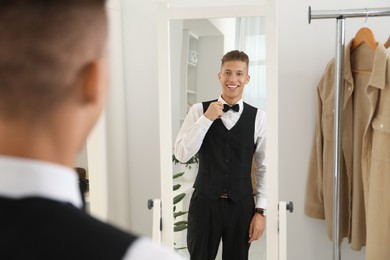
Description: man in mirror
xmin=0 ymin=1 xmax=183 ymax=259
xmin=174 ymin=50 xmax=266 ymax=260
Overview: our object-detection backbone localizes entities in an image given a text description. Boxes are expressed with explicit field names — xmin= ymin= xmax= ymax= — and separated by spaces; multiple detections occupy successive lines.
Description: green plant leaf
xmin=173 ymin=193 xmax=186 ymax=205
xmin=173 ymin=211 xmax=188 ymax=219
xmin=174 ymin=220 xmax=188 ymax=226
xmin=172 ymin=153 xmax=199 ymax=167
xmin=173 ymin=172 xmax=185 ymax=179
xmin=173 ymin=184 xmax=181 ymax=191
xmin=174 ymin=223 xmax=188 ymax=232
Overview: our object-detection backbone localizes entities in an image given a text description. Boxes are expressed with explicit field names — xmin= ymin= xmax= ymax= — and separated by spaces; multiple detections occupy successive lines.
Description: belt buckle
xmin=220 ymin=193 xmax=228 ymax=199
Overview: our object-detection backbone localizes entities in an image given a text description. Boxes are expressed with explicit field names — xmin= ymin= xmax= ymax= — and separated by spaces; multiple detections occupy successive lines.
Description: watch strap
xmin=255 ymin=208 xmax=266 ymax=217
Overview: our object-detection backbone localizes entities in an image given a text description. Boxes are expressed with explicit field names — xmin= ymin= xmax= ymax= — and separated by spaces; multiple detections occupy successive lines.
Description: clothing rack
xmin=308 ymin=6 xmax=390 ymax=260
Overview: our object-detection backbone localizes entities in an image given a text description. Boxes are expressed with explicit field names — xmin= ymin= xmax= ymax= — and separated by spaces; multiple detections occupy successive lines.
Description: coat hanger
xmin=351 ymin=27 xmax=377 ymax=75
xmin=384 ymin=36 xmax=390 ymax=49
xmin=351 ymin=27 xmax=377 ymax=51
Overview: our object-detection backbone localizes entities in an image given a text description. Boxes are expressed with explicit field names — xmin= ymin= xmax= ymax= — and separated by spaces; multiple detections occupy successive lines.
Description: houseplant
xmin=172 ymin=153 xmax=199 ymax=251
xmin=173 ymin=171 xmax=188 ymax=233
xmin=172 ymin=153 xmax=199 ymax=181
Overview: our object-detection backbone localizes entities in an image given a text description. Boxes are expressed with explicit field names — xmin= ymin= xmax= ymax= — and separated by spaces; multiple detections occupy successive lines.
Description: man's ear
xmin=245 ymin=74 xmax=250 ymax=84
xmin=79 ymin=60 xmax=100 ymax=104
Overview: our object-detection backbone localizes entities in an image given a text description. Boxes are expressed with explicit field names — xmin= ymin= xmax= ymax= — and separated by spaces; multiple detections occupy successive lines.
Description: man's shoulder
xmin=200 ymin=99 xmax=218 ymax=111
xmin=36 ymin=198 xmax=137 ymax=243
xmin=243 ymin=102 xmax=258 ymax=111
xmin=0 ymin=197 xmax=137 ymax=259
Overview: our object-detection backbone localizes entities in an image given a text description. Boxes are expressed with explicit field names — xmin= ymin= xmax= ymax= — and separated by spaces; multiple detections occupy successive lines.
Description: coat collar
xmin=344 ymin=39 xmax=387 ymax=90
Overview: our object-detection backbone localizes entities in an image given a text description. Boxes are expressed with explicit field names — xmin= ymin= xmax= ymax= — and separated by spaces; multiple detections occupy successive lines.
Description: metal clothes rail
xmin=308 ymin=6 xmax=390 ymax=260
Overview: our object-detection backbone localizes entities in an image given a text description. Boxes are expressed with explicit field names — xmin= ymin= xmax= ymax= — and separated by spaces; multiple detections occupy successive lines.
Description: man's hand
xmin=248 ymin=212 xmax=266 ymax=243
xmin=204 ymin=101 xmax=224 ymax=121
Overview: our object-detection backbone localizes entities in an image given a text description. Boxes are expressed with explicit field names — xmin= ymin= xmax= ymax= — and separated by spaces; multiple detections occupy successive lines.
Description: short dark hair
xmin=221 ymin=50 xmax=249 ymax=67
xmin=0 ymin=0 xmax=107 ymax=120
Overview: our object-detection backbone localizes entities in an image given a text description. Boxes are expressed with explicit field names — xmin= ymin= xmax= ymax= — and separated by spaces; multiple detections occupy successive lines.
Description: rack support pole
xmin=333 ymin=17 xmax=345 ymax=260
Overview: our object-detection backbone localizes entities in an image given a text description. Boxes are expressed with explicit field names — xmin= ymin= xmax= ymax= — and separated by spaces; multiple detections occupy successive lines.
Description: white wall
xmin=121 ymin=0 xmax=162 ymax=237
xmin=209 ymin=18 xmax=237 ymax=53
xmin=169 ymin=0 xmax=266 ymax=8
xmin=87 ymin=1 xmax=124 ymax=223
xmin=87 ymin=0 xmax=131 ymax=230
xmin=105 ymin=1 xmax=131 ymax=231
xmin=87 ymin=113 xmax=108 ymax=221
xmin=120 ymin=0 xmax=390 ymax=257
xmin=170 ymin=20 xmax=184 ymax=142
xmin=278 ymin=1 xmax=390 ymax=260
xmin=196 ymin=36 xmax=224 ymax=102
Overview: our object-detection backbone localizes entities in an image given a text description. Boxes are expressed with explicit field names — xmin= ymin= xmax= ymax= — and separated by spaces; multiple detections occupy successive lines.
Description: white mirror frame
xmin=157 ymin=1 xmax=279 ymax=259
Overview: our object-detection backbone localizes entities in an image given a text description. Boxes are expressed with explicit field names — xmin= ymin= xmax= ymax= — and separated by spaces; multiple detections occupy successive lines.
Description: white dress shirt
xmin=0 ymin=156 xmax=184 ymax=260
xmin=174 ymin=97 xmax=267 ymax=209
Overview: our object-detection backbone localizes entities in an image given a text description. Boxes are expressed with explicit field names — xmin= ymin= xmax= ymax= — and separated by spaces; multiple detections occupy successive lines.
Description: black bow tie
xmin=223 ymin=104 xmax=240 ymax=112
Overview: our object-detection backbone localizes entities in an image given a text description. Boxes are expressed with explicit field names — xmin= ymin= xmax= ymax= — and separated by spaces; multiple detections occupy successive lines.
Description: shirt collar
xmin=0 ymin=156 xmax=82 ymax=208
xmin=344 ymin=39 xmax=388 ymax=90
xmin=218 ymin=96 xmax=244 ymax=113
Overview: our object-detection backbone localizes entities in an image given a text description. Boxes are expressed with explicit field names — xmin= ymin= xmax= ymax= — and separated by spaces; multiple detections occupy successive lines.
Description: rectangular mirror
xmin=157 ymin=2 xmax=279 ymax=259
xmin=170 ymin=17 xmax=267 ymax=260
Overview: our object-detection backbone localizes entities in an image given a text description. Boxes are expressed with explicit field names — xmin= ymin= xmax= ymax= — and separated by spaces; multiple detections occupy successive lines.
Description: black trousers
xmin=187 ymin=190 xmax=255 ymax=260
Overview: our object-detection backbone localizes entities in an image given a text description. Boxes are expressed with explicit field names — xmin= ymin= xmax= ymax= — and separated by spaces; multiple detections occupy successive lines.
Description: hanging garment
xmin=304 ymin=39 xmax=389 ymax=253
xmin=365 ymin=49 xmax=390 ymax=260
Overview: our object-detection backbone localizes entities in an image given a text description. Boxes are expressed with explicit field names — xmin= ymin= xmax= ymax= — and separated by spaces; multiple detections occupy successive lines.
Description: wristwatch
xmin=255 ymin=208 xmax=266 ymax=217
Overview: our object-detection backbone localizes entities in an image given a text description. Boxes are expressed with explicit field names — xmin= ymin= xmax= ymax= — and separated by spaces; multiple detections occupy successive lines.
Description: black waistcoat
xmin=0 ymin=197 xmax=137 ymax=260
xmin=193 ymin=100 xmax=257 ymax=201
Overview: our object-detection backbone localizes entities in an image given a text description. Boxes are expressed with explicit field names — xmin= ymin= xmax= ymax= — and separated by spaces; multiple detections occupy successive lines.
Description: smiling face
xmin=218 ymin=60 xmax=250 ymax=105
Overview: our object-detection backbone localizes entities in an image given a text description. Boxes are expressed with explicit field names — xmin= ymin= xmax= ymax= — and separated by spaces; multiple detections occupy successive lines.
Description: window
xmin=236 ymin=16 xmax=266 ymax=111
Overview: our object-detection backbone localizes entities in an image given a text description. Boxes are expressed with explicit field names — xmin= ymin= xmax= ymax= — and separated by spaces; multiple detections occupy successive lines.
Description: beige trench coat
xmin=304 ymin=40 xmax=390 ymax=259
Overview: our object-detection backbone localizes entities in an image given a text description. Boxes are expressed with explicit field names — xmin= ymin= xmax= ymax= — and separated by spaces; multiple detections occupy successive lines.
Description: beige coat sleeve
xmin=304 ymin=81 xmax=325 ymax=219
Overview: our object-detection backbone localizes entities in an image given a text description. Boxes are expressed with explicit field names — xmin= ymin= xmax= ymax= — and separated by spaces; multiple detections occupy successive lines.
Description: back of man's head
xmin=0 ymin=0 xmax=107 ymax=121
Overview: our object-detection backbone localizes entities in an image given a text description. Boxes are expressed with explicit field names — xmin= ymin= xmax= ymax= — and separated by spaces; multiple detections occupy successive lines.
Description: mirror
xmin=157 ymin=2 xmax=278 ymax=260
xmin=170 ymin=17 xmax=266 ymax=260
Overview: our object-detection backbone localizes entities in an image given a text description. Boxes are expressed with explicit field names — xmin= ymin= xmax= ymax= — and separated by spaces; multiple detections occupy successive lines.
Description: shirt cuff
xmin=255 ymin=196 xmax=267 ymax=209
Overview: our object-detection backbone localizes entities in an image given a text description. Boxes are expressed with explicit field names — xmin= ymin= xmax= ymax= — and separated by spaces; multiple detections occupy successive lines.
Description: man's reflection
xmin=174 ymin=50 xmax=267 ymax=260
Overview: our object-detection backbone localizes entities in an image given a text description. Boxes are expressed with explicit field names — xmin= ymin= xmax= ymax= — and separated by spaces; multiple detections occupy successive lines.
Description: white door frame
xmin=157 ymin=1 xmax=279 ymax=259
